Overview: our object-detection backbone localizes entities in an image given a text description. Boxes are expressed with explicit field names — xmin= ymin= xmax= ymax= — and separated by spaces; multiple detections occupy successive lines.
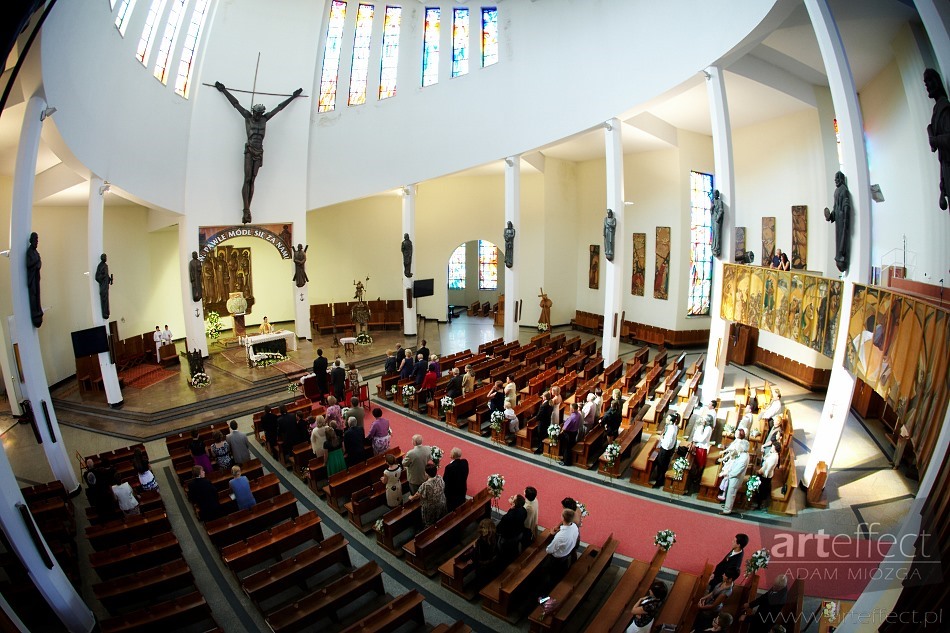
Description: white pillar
xmin=87 ymin=176 xmax=123 ymax=407
xmin=803 ymin=0 xmax=872 ymax=486
xmin=8 ymin=95 xmax=80 ymax=493
xmin=402 ymin=185 xmax=417 ymax=336
xmin=504 ymin=156 xmax=521 ymax=343
xmin=178 ymin=217 xmax=208 ymax=357
xmin=701 ymin=66 xmax=736 ymax=401
xmin=602 ymin=119 xmax=625 ymax=364
xmin=914 ymin=0 xmax=950 ymax=82
xmin=0 ymin=441 xmax=94 ymax=632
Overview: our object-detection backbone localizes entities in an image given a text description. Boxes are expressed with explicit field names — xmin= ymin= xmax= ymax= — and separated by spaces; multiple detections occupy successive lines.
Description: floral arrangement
xmin=672 ymin=456 xmax=690 ymax=481
xmin=356 ymin=331 xmax=373 ymax=345
xmin=490 ymin=410 xmax=506 ymax=432
xmin=440 ymin=396 xmax=455 ymax=411
xmin=547 ymin=424 xmax=561 ymax=446
xmin=374 ymin=518 xmax=385 ymax=534
xmin=576 ymin=502 xmax=589 ymax=518
xmin=603 ymin=442 xmax=621 ymax=467
xmin=190 ymin=372 xmax=210 ymax=389
xmin=287 ymin=382 xmax=299 ymax=394
xmin=654 ymin=529 xmax=676 ymax=551
xmin=537 ymin=322 xmax=549 ymax=332
xmin=402 ymin=384 xmax=416 ymax=398
xmin=723 ymin=422 xmax=736 ymax=436
xmin=430 ymin=446 xmax=444 ymax=466
xmin=745 ymin=548 xmax=771 ymax=577
xmin=487 ymin=473 xmax=505 ymax=498
xmin=205 ymin=311 xmax=224 ymax=340
xmin=388 ymin=385 xmax=398 ymax=397
xmin=821 ymin=600 xmax=839 ymax=622
xmin=746 ymin=474 xmax=762 ymax=500
xmin=255 ymin=352 xmax=286 ymax=367
xmin=749 ymin=427 xmax=762 ymax=439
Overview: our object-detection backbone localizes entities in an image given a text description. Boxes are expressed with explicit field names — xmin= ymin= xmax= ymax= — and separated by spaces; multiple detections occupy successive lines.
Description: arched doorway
xmin=446 ymin=239 xmax=505 ymax=319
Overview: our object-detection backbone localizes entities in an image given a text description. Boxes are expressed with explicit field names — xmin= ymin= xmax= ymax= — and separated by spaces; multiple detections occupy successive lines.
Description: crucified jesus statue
xmin=215 ymin=81 xmax=303 ymax=224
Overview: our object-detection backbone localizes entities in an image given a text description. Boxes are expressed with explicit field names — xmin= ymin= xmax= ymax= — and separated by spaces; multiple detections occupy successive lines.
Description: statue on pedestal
xmin=401 ymin=233 xmax=413 ymax=278
xmin=26 ymin=232 xmax=42 ymax=328
xmin=504 ymin=221 xmax=516 ymax=269
xmin=603 ymin=209 xmax=616 ymax=261
xmin=824 ymin=171 xmax=851 ymax=273
xmin=711 ymin=189 xmax=724 ymax=258
xmin=94 ymin=253 xmax=114 ymax=319
xmin=538 ymin=288 xmax=552 ymax=328
xmin=293 ymin=244 xmax=309 ymax=288
xmin=188 ymin=251 xmax=203 ymax=302
xmin=924 ymin=68 xmax=949 ymax=211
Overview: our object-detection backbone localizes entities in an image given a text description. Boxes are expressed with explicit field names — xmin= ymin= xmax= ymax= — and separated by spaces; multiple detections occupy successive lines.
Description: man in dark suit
xmin=442 ymin=447 xmax=469 ymax=510
xmin=412 ymin=354 xmax=427 ymax=387
xmin=312 ymin=348 xmax=329 ymax=397
xmin=342 ymin=417 xmax=366 ymax=467
xmin=187 ymin=466 xmax=222 ymax=521
xmin=260 ymin=405 xmax=279 ymax=454
xmin=330 ymin=359 xmax=346 ymax=402
xmin=417 ymin=340 xmax=430 ymax=362
xmin=710 ymin=533 xmax=748 ymax=590
xmin=445 ymin=368 xmax=464 ymax=399
xmin=276 ymin=404 xmax=300 ymax=451
xmin=497 ymin=494 xmax=528 ymax=562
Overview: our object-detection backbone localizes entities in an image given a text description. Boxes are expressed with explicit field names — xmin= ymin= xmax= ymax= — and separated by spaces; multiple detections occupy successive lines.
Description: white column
xmin=9 ymin=95 xmax=80 ymax=493
xmin=803 ymin=0 xmax=872 ymax=486
xmin=701 ymin=65 xmax=736 ymax=401
xmin=402 ymin=185 xmax=417 ymax=336
xmin=504 ymin=156 xmax=521 ymax=343
xmin=178 ymin=218 xmax=208 ymax=357
xmin=87 ymin=176 xmax=123 ymax=407
xmin=0 ymin=441 xmax=94 ymax=632
xmin=602 ymin=119 xmax=625 ymax=364
xmin=914 ymin=0 xmax=950 ymax=81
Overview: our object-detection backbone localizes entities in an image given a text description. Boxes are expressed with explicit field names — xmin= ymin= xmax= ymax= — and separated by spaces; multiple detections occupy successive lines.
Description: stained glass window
xmin=136 ymin=0 xmax=167 ymax=65
xmin=347 ymin=4 xmax=375 ymax=105
xmin=481 ymin=7 xmax=498 ymax=67
xmin=478 ymin=240 xmax=498 ymax=291
xmin=687 ymin=171 xmax=714 ymax=316
xmin=153 ymin=0 xmax=186 ymax=84
xmin=448 ymin=245 xmax=466 ymax=289
xmin=115 ymin=0 xmax=138 ymax=37
xmin=378 ymin=6 xmax=402 ymax=99
xmin=318 ymin=1 xmax=347 ymax=112
xmin=452 ymin=8 xmax=469 ymax=78
xmin=422 ymin=8 xmax=440 ymax=87
xmin=173 ymin=0 xmax=210 ymax=98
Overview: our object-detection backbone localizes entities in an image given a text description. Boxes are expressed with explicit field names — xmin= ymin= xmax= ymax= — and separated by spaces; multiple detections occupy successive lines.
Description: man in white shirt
xmin=755 ymin=441 xmax=781 ymax=511
xmin=580 ymin=393 xmax=597 ymax=438
xmin=152 ymin=326 xmax=162 ymax=362
xmin=760 ymin=389 xmax=783 ymax=422
xmin=161 ymin=325 xmax=173 ymax=346
xmin=544 ymin=508 xmax=579 ymax=582
xmin=651 ymin=413 xmax=680 ymax=488
xmin=737 ymin=405 xmax=753 ymax=435
xmin=722 ymin=443 xmax=750 ymax=515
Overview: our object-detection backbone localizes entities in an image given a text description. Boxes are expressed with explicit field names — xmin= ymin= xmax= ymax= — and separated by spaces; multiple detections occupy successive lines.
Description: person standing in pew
xmin=709 ymin=534 xmax=748 ymax=590
xmin=312 ymin=348 xmax=329 ymax=399
xmin=474 ymin=519 xmax=500 ymax=585
xmin=381 ymin=454 xmax=404 ymax=508
xmin=384 ymin=349 xmax=398 ymax=375
xmin=442 ymin=448 xmax=469 ymax=511
xmin=260 ymin=406 xmax=279 ymax=456
xmin=277 ymin=405 xmax=302 ymax=452
xmin=310 ymin=416 xmax=328 ymax=460
xmin=367 ymin=409 xmax=391 ymax=455
xmin=189 ymin=429 xmax=213 ymax=474
xmin=399 ymin=349 xmax=414 ymax=380
xmin=188 ymin=466 xmax=222 ymax=522
xmin=487 ymin=381 xmax=506 ymax=413
xmin=651 ymin=413 xmax=681 ymax=488
xmin=409 ymin=462 xmax=446 ymax=527
xmin=324 ymin=427 xmax=346 ymax=476
xmin=461 ymin=364 xmax=476 ymax=395
xmin=542 ymin=508 xmax=579 ymax=589
xmin=755 ymin=441 xmax=781 ymax=511
xmin=522 ymin=487 xmax=539 ymax=547
xmin=622 ymin=580 xmax=668 ymax=633
xmin=343 ymin=417 xmax=366 ymax=468
xmin=558 ymin=403 xmax=582 ymax=467
xmin=226 ymin=420 xmax=251 ymax=466
xmin=504 ymin=375 xmax=518 ymax=407
xmin=345 ymin=397 xmax=365 ymax=430
xmin=600 ymin=399 xmax=622 ymax=442
xmin=739 ymin=573 xmax=788 ymax=633
xmin=445 ymin=368 xmax=464 ymax=399
xmin=497 ymin=494 xmax=528 ymax=562
xmin=581 ymin=393 xmax=598 ymax=438
xmin=536 ymin=391 xmax=554 ymax=443
xmin=403 ymin=435 xmax=432 ymax=494
xmin=412 ymin=354 xmax=428 ymax=388
xmin=417 ymin=340 xmax=430 ymax=363
xmin=330 ymin=360 xmax=347 ymax=403
xmin=229 ymin=465 xmax=256 ymax=511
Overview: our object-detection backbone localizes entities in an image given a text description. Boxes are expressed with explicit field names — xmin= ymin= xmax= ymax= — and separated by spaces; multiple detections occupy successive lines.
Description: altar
xmin=245 ymin=330 xmax=297 ymax=362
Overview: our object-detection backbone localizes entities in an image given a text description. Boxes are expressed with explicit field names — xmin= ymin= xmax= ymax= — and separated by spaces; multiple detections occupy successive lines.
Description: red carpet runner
xmin=380 ymin=404 xmax=889 ymax=600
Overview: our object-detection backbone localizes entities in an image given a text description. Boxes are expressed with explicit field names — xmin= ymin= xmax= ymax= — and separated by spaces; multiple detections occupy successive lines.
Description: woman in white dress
xmin=310 ymin=415 xmax=328 ymax=460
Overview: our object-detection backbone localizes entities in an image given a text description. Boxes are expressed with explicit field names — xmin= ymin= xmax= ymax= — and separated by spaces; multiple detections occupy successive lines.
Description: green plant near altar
xmin=255 ymin=352 xmax=285 ymax=367
xmin=205 ymin=311 xmax=223 ymax=340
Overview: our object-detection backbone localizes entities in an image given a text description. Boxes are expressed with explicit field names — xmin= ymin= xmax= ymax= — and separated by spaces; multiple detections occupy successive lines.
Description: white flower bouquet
xmin=440 ymin=396 xmax=455 ymax=411
xmin=490 ymin=410 xmax=506 ymax=432
xmin=749 ymin=427 xmax=762 ymax=439
xmin=537 ymin=322 xmax=549 ymax=332
xmin=672 ymin=456 xmax=690 ymax=480
xmin=745 ymin=548 xmax=771 ymax=577
xmin=487 ymin=473 xmax=505 ymax=498
xmin=723 ymin=422 xmax=736 ymax=436
xmin=374 ymin=518 xmax=385 ymax=534
xmin=821 ymin=600 xmax=839 ymax=622
xmin=356 ymin=331 xmax=373 ymax=345
xmin=654 ymin=529 xmax=676 ymax=551
xmin=255 ymin=352 xmax=286 ymax=367
xmin=603 ymin=441 xmax=621 ymax=467
xmin=430 ymin=446 xmax=443 ymax=466
xmin=204 ymin=311 xmax=223 ymax=340
xmin=746 ymin=474 xmax=762 ymax=500
xmin=402 ymin=384 xmax=416 ymax=398
xmin=576 ymin=502 xmax=589 ymax=518
xmin=547 ymin=424 xmax=561 ymax=446
xmin=190 ymin=372 xmax=211 ymax=388
xmin=388 ymin=385 xmax=397 ymax=396
xmin=287 ymin=382 xmax=299 ymax=394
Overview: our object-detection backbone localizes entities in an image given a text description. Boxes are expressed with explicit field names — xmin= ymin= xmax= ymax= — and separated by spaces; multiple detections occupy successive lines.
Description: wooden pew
xmin=244 ymin=533 xmax=351 ymax=606
xmin=344 ymin=478 xmax=409 ymax=532
xmin=205 ymin=491 xmax=299 ymax=548
xmin=563 ymin=336 xmax=581 ymax=353
xmin=90 ymin=533 xmax=181 ymax=581
xmin=780 ymin=576 xmax=806 ymax=633
xmin=431 ymin=622 xmax=473 ymax=633
xmin=203 ymin=458 xmax=263 ymax=490
xmin=99 ymin=591 xmax=211 ymax=633
xmin=322 ymin=451 xmax=402 ymax=513
xmin=527 ymin=534 xmax=619 ymax=633
xmin=437 ymin=532 xmax=481 ymax=598
xmin=375 ymin=498 xmax=422 ymax=555
xmin=510 ymin=343 xmax=537 ymax=364
xmin=490 ymin=395 xmax=541 ymax=445
xmin=86 ymin=509 xmax=171 ymax=551
xmin=220 ymin=511 xmax=324 ymax=574
xmin=445 ymin=384 xmax=492 ymax=428
xmin=629 ymin=436 xmax=660 ymax=486
xmin=216 ymin=472 xmax=281 ymax=515
xmin=652 ymin=562 xmax=713 ymax=632
xmin=573 ymin=424 xmax=608 ymax=469
xmin=583 ymin=546 xmax=668 ymax=633
xmin=480 ymin=530 xmax=555 ymax=621
xmin=338 ymin=589 xmax=426 ymax=633
xmin=264 ymin=561 xmax=383 ymax=633
xmin=93 ymin=559 xmax=194 ymax=614
xmin=597 ymin=420 xmax=644 ymax=478
xmin=402 ymin=488 xmax=492 ymax=576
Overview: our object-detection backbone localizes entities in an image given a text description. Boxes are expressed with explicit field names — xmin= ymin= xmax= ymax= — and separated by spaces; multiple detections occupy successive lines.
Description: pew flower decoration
xmin=487 ymin=474 xmax=505 ymax=499
xmin=430 ymin=446 xmax=443 ymax=467
xmin=723 ymin=422 xmax=736 ymax=436
xmin=205 ymin=311 xmax=224 ymax=340
xmin=603 ymin=442 xmax=621 ymax=468
xmin=374 ymin=518 xmax=385 ymax=534
xmin=402 ymin=385 xmax=416 ymax=399
xmin=356 ymin=331 xmax=373 ymax=345
xmin=746 ymin=474 xmax=762 ymax=501
xmin=440 ymin=396 xmax=455 ymax=412
xmin=745 ymin=548 xmax=771 ymax=577
xmin=749 ymin=427 xmax=762 ymax=440
xmin=190 ymin=372 xmax=211 ymax=389
xmin=672 ymin=456 xmax=690 ymax=481
xmin=388 ymin=385 xmax=398 ymax=397
xmin=547 ymin=424 xmax=561 ymax=446
xmin=490 ymin=411 xmax=506 ymax=433
xmin=537 ymin=322 xmax=549 ymax=332
xmin=821 ymin=600 xmax=839 ymax=622
xmin=287 ymin=382 xmax=299 ymax=394
xmin=576 ymin=502 xmax=589 ymax=518
xmin=654 ymin=529 xmax=676 ymax=551
xmin=255 ymin=352 xmax=286 ymax=367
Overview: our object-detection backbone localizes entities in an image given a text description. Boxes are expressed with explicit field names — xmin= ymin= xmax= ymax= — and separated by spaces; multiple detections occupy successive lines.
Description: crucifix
xmin=210 ymin=54 xmax=306 ymax=224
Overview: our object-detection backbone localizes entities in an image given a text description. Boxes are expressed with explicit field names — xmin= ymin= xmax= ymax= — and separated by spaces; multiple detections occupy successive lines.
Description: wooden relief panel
xmin=762 ymin=216 xmax=776 ymax=266
xmin=653 ymin=227 xmax=670 ymax=300
xmin=734 ymin=226 xmax=746 ymax=262
xmin=791 ymin=205 xmax=807 ymax=269
xmin=202 ymin=245 xmax=255 ymax=316
xmin=631 ymin=233 xmax=646 ymax=296
xmin=588 ymin=245 xmax=600 ymax=289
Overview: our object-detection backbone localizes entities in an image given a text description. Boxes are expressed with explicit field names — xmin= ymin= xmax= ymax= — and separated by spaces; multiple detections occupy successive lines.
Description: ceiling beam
xmin=33 ymin=162 xmax=84 ymax=202
xmin=729 ymin=51 xmax=819 ymax=107
xmin=624 ymin=112 xmax=678 ymax=147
